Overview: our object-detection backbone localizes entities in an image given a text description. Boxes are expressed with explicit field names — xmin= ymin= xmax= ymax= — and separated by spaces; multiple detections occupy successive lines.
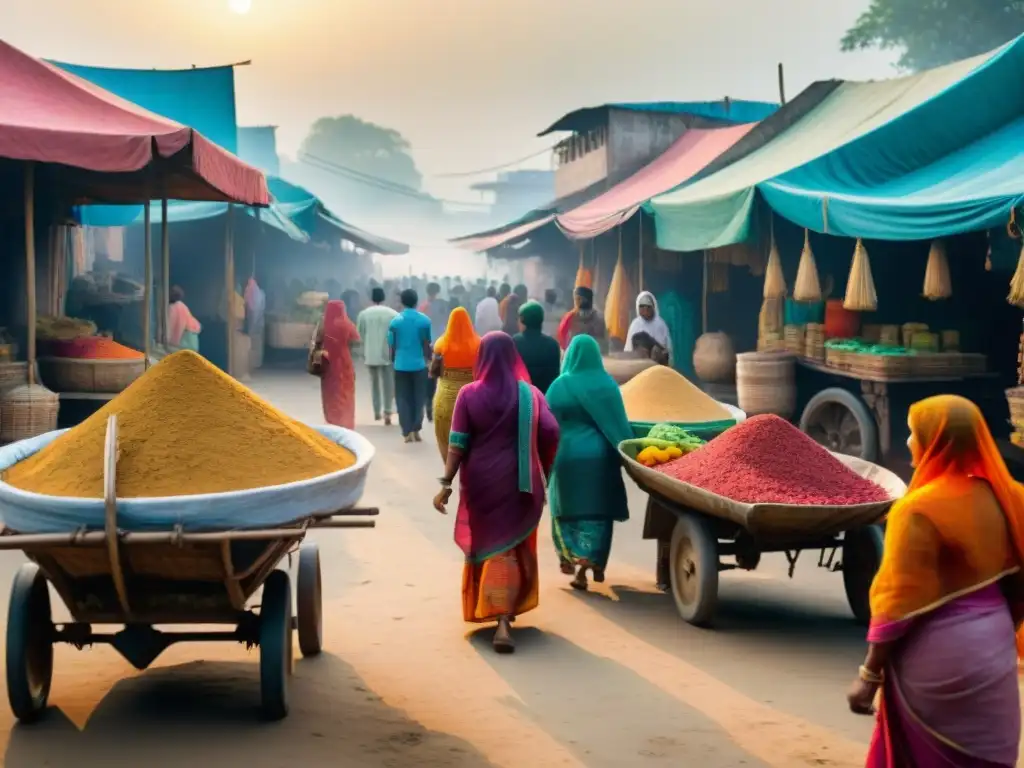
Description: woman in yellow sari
xmin=429 ymin=307 xmax=481 ymax=460
xmin=848 ymin=395 xmax=1024 ymax=767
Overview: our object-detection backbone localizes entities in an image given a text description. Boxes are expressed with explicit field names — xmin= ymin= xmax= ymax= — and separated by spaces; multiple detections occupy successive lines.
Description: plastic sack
xmin=0 ymin=425 xmax=374 ymax=534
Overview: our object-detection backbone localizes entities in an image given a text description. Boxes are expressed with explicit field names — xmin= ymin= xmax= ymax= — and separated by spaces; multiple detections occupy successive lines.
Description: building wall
xmin=554 ymin=143 xmax=608 ymax=199
xmin=606 ymin=109 xmax=691 ymax=178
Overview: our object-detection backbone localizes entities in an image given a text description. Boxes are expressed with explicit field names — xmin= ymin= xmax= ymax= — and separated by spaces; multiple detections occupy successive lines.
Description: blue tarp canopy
xmin=650 ymin=35 xmax=1024 ymax=249
xmin=538 ymin=100 xmax=779 ymax=136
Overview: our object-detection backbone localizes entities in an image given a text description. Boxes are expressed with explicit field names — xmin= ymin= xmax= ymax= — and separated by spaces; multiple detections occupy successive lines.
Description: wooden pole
xmin=24 ymin=163 xmax=36 ymax=386
xmin=778 ymin=63 xmax=787 ymax=105
xmin=638 ymin=215 xmax=644 ymax=292
xmin=702 ymin=250 xmax=709 ymax=335
xmin=225 ymin=205 xmax=235 ymax=377
xmin=160 ymin=198 xmax=169 ymax=346
xmin=143 ymin=202 xmax=152 ymax=367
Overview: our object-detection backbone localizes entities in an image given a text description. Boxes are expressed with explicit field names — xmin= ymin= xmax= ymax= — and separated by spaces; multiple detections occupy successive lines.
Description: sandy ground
xmin=0 ymin=367 xmax=1007 ymax=766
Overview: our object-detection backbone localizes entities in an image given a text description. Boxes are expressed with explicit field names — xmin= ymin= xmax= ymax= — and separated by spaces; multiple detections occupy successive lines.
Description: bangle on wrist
xmin=858 ymin=665 xmax=884 ymax=685
xmin=438 ymin=477 xmax=453 ymax=488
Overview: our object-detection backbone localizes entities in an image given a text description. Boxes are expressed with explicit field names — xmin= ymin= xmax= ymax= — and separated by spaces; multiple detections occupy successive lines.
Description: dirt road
xmin=0 ymin=369 xmax=892 ymax=766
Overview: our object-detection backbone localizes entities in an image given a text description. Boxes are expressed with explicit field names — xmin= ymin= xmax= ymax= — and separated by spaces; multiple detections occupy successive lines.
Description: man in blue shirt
xmin=388 ymin=288 xmax=432 ymax=443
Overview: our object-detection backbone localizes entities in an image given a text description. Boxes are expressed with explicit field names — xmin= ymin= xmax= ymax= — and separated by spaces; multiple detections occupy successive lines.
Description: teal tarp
xmin=238 ymin=126 xmax=281 ymax=176
xmin=648 ymin=38 xmax=1021 ymax=250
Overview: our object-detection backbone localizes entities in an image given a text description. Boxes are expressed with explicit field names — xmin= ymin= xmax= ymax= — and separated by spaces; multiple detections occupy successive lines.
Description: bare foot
xmin=493 ymin=616 xmax=515 ymax=654
xmin=570 ymin=566 xmax=589 ymax=592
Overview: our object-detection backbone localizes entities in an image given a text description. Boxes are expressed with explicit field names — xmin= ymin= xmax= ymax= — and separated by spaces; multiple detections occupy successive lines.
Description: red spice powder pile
xmin=654 ymin=414 xmax=890 ymax=505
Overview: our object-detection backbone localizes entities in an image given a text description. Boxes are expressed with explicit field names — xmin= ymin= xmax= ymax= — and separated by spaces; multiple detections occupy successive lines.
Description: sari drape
xmin=867 ymin=395 xmax=1024 ymax=768
xmin=320 ymin=300 xmax=359 ymax=430
xmin=433 ymin=307 xmax=480 ymax=460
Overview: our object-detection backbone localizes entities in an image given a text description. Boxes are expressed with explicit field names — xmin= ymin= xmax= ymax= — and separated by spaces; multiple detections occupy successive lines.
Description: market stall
xmin=0 ymin=39 xmax=269 ymax=443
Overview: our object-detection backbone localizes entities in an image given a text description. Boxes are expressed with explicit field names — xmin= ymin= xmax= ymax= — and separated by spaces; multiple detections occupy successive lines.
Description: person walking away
xmin=501 ymin=284 xmax=528 ymax=336
xmin=513 ymin=300 xmax=561 ymax=394
xmin=429 ymin=307 xmax=480 ymax=460
xmin=420 ymin=282 xmax=449 ymax=423
xmin=433 ymin=333 xmax=559 ymax=653
xmin=167 ymin=285 xmax=202 ymax=351
xmin=546 ymin=335 xmax=632 ymax=590
xmin=496 ymin=283 xmax=512 ymax=321
xmin=557 ymin=286 xmax=608 ymax=354
xmin=388 ymin=288 xmax=432 ymax=443
xmin=848 ymin=395 xmax=1024 ymax=767
xmin=624 ymin=291 xmax=673 ymax=366
xmin=474 ymin=290 xmax=503 ymax=335
xmin=357 ymin=287 xmax=399 ymax=425
xmin=316 ymin=299 xmax=360 ymax=429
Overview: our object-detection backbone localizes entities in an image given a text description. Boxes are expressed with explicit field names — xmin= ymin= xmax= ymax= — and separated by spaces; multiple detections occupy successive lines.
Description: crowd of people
xmin=309 ymin=273 xmax=675 ymax=653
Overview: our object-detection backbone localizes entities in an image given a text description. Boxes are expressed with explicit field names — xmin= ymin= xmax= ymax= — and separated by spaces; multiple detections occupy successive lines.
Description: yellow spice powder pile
xmin=3 ymin=350 xmax=356 ymax=499
xmin=620 ymin=365 xmax=731 ymax=424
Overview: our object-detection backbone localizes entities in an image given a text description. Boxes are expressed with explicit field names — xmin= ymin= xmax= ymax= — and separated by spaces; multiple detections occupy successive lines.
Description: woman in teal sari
xmin=546 ymin=334 xmax=633 ymax=590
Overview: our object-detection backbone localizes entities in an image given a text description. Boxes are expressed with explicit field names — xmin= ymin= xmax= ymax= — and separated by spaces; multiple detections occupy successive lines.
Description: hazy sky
xmin=6 ymin=1 xmax=896 ymax=201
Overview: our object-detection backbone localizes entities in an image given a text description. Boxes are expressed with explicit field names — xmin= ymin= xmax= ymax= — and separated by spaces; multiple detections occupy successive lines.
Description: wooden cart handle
xmin=104 ymin=414 xmax=131 ymax=617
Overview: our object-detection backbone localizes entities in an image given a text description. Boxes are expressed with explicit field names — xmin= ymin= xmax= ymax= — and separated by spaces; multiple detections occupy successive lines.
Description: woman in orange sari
xmin=318 ymin=299 xmax=360 ymax=429
xmin=848 ymin=395 xmax=1024 ymax=767
xmin=429 ymin=307 xmax=481 ymax=460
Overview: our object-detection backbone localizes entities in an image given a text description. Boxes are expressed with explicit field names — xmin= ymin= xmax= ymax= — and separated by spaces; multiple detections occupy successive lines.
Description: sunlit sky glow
xmin=6 ymin=1 xmax=895 ymax=199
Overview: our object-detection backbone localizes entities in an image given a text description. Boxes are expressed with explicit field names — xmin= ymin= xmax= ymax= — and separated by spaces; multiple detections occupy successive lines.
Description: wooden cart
xmin=0 ymin=415 xmax=377 ymax=723
xmin=619 ymin=442 xmax=905 ymax=627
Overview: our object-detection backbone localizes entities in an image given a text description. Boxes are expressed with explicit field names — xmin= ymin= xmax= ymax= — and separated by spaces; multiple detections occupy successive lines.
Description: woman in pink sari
xmin=848 ymin=395 xmax=1024 ymax=767
xmin=167 ymin=285 xmax=201 ymax=351
xmin=318 ymin=300 xmax=360 ymax=429
xmin=433 ymin=332 xmax=559 ymax=653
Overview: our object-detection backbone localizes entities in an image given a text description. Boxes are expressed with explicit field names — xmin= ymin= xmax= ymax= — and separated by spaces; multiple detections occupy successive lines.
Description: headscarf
xmin=323 ymin=300 xmax=358 ymax=346
xmin=502 ymin=294 xmax=524 ymax=335
xmin=434 ymin=307 xmax=480 ymax=369
xmin=473 ymin=332 xmax=535 ymax=492
xmin=518 ymin=300 xmax=545 ymax=331
xmin=869 ymin=395 xmax=1024 ymax=631
xmin=474 ymin=296 xmax=503 ymax=335
xmin=548 ymin=335 xmax=633 ymax=454
xmin=624 ymin=291 xmax=672 ymax=354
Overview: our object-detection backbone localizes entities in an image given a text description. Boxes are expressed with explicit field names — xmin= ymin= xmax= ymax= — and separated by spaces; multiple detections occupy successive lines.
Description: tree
xmin=841 ymin=0 xmax=1024 ymax=70
xmin=291 ymin=115 xmax=440 ymax=223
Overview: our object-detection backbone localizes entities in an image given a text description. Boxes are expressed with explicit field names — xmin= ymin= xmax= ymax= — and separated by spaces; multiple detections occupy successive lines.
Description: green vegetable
xmin=648 ymin=423 xmax=704 ymax=445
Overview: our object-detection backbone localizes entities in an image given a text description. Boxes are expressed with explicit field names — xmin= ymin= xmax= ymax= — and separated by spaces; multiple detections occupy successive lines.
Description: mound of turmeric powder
xmin=620 ymin=365 xmax=731 ymax=424
xmin=3 ymin=350 xmax=356 ymax=499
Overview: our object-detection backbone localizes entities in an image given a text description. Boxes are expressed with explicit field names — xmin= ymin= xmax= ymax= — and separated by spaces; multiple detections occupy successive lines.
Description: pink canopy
xmin=0 ymin=40 xmax=269 ymax=206
xmin=454 ymin=214 xmax=555 ymax=252
xmin=555 ymin=124 xmax=754 ymax=240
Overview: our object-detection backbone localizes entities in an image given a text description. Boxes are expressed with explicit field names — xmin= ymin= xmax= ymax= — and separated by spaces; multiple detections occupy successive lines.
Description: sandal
xmin=493 ymin=616 xmax=515 ymax=654
xmin=592 ymin=568 xmax=606 ymax=584
xmin=559 ymin=558 xmax=575 ymax=575
xmin=570 ymin=566 xmax=589 ymax=592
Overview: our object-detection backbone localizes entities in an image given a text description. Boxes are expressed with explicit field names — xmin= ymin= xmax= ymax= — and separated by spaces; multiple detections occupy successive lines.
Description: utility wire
xmin=299 ymin=152 xmax=493 ymax=208
xmin=431 ymin=145 xmax=555 ymax=178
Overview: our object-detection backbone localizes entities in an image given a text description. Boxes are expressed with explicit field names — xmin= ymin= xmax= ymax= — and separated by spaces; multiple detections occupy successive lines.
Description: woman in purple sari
xmin=847 ymin=396 xmax=1024 ymax=767
xmin=433 ymin=332 xmax=559 ymax=653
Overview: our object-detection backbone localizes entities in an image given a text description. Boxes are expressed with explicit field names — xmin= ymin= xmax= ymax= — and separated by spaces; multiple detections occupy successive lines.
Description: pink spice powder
xmin=655 ymin=414 xmax=890 ymax=505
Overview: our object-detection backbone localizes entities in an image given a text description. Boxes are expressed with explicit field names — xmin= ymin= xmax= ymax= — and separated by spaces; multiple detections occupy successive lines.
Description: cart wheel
xmin=800 ymin=388 xmax=879 ymax=463
xmin=669 ymin=513 xmax=719 ymax=626
xmin=297 ymin=543 xmax=323 ymax=658
xmin=259 ymin=569 xmax=293 ymax=720
xmin=843 ymin=525 xmax=884 ymax=625
xmin=7 ymin=563 xmax=54 ymax=723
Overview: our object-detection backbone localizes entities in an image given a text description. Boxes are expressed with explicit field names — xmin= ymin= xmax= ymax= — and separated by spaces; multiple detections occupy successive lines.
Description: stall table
xmin=794 ymin=359 xmax=1005 ymax=481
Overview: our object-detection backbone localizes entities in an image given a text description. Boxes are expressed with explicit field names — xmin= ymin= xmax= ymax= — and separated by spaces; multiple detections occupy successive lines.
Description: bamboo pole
xmin=24 ymin=164 xmax=36 ymax=385
xmin=702 ymin=250 xmax=709 ymax=334
xmin=143 ymin=202 xmax=152 ymax=366
xmin=638 ymin=215 xmax=644 ymax=292
xmin=225 ymin=205 xmax=235 ymax=377
xmin=778 ymin=63 xmax=787 ymax=104
xmin=160 ymin=197 xmax=169 ymax=346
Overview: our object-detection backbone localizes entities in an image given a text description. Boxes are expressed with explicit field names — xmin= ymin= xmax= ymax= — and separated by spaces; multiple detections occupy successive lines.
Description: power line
xmin=431 ymin=146 xmax=555 ymax=178
xmin=298 ymin=152 xmax=493 ymax=208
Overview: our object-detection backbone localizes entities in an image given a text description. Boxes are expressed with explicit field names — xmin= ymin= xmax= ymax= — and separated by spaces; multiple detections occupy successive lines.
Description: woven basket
xmin=1007 ymin=388 xmax=1024 ymax=430
xmin=38 ymin=356 xmax=145 ymax=394
xmin=850 ymin=353 xmax=912 ymax=380
xmin=0 ymin=361 xmax=29 ymax=392
xmin=902 ymin=323 xmax=929 ymax=349
xmin=941 ymin=330 xmax=960 ymax=352
xmin=826 ymin=347 xmax=854 ymax=370
xmin=804 ymin=323 xmax=826 ymax=361
xmin=0 ymin=384 xmax=58 ymax=443
xmin=879 ymin=325 xmax=900 ymax=347
xmin=267 ymin=320 xmax=316 ymax=349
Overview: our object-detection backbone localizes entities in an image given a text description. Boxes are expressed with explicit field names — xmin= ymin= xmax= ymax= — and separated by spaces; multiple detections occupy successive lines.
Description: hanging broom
xmin=763 ymin=232 xmax=787 ymax=299
xmin=844 ymin=238 xmax=878 ymax=311
xmin=792 ymin=229 xmax=822 ymax=302
xmin=922 ymin=240 xmax=952 ymax=300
